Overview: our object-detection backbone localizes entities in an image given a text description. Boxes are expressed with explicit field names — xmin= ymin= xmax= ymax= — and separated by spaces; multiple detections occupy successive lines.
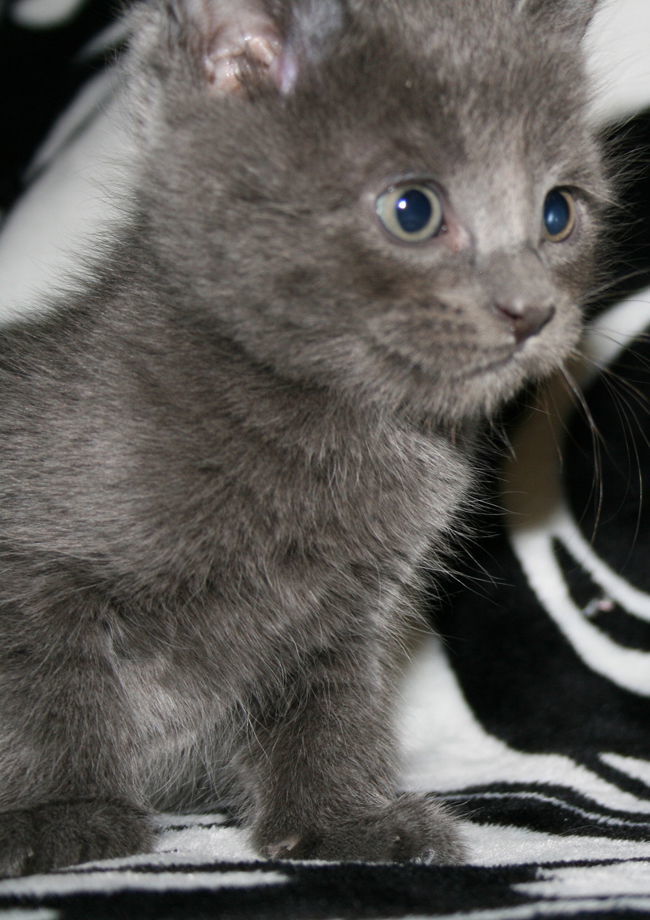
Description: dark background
xmin=0 ymin=1 xmax=117 ymax=210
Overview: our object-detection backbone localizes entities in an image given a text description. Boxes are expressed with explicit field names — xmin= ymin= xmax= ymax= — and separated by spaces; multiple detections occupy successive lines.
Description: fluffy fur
xmin=0 ymin=0 xmax=605 ymax=874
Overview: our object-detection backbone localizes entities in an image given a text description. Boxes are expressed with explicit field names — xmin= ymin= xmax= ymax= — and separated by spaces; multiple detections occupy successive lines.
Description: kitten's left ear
xmin=170 ymin=0 xmax=347 ymax=96
xmin=513 ymin=0 xmax=598 ymax=37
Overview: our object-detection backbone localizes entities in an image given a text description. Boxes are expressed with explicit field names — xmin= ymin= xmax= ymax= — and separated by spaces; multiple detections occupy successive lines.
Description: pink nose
xmin=494 ymin=302 xmax=556 ymax=344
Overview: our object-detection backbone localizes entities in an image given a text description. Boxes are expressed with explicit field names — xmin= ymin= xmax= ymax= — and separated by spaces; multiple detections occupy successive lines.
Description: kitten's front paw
xmin=0 ymin=799 xmax=153 ymax=877
xmin=256 ymin=793 xmax=464 ymax=864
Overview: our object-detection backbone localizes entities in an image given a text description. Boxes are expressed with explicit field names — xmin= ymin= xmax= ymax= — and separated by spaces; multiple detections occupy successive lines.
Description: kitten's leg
xmin=236 ymin=640 xmax=464 ymax=864
xmin=0 ymin=801 xmax=151 ymax=878
xmin=0 ymin=599 xmax=153 ymax=877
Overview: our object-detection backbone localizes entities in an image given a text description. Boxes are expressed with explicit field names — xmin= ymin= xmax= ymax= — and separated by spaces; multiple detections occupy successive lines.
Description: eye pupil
xmin=396 ymin=189 xmax=433 ymax=234
xmin=544 ymin=189 xmax=574 ymax=241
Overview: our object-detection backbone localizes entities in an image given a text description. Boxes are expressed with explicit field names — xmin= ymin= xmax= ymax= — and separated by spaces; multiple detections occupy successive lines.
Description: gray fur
xmin=513 ymin=0 xmax=598 ymax=36
xmin=0 ymin=0 xmax=605 ymax=874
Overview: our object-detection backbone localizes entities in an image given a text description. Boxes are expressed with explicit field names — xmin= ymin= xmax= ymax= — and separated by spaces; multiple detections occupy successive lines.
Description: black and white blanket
xmin=1 ymin=1 xmax=650 ymax=917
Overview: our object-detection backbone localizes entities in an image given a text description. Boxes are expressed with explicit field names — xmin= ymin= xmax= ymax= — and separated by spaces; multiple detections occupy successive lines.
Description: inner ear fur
xmin=171 ymin=0 xmax=287 ymax=95
xmin=159 ymin=0 xmax=347 ymax=97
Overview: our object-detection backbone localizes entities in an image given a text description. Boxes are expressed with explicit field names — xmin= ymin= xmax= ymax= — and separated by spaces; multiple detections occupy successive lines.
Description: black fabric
xmin=1 ymin=3 xmax=650 ymax=917
xmin=0 ymin=0 xmax=115 ymax=210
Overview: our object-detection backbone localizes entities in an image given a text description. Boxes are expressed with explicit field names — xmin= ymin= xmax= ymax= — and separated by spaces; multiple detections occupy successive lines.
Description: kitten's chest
xmin=298 ymin=422 xmax=473 ymax=563
xmin=113 ymin=420 xmax=473 ymax=775
xmin=147 ymin=391 xmax=474 ymax=578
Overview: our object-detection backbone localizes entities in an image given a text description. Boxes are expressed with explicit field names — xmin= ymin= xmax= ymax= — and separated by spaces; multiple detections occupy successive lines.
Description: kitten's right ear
xmin=128 ymin=0 xmax=347 ymax=99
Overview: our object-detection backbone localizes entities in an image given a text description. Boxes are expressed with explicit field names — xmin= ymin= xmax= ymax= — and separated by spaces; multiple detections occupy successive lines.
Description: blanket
xmin=1 ymin=1 xmax=650 ymax=917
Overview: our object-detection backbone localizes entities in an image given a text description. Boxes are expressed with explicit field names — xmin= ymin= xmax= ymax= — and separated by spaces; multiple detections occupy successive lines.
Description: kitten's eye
xmin=543 ymin=188 xmax=576 ymax=242
xmin=376 ymin=183 xmax=444 ymax=242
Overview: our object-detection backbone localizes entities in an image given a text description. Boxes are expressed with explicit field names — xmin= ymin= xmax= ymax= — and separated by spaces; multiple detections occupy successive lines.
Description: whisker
xmin=583 ymin=358 xmax=650 ymax=422
xmin=583 ymin=269 xmax=650 ymax=303
xmin=584 ymin=361 xmax=648 ymax=558
xmin=557 ymin=362 xmax=605 ymax=539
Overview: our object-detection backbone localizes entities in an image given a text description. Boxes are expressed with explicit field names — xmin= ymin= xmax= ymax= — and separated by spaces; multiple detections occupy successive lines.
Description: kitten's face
xmin=142 ymin=1 xmax=605 ymax=423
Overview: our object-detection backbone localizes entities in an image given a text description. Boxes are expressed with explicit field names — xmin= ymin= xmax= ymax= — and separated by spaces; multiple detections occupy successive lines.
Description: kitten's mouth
xmin=360 ymin=332 xmax=569 ymax=422
xmin=365 ymin=335 xmax=523 ymax=394
xmin=450 ymin=353 xmax=516 ymax=381
xmin=364 ymin=313 xmax=574 ymax=410
xmin=452 ymin=326 xmax=573 ymax=382
xmin=366 ymin=334 xmax=518 ymax=381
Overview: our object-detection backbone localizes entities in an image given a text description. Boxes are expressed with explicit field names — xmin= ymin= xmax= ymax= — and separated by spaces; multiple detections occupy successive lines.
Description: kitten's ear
xmin=513 ymin=0 xmax=598 ymax=37
xmin=133 ymin=0 xmax=347 ymax=98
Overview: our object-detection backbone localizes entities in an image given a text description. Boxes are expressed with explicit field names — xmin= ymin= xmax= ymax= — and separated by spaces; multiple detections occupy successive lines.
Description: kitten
xmin=0 ymin=0 xmax=606 ymax=875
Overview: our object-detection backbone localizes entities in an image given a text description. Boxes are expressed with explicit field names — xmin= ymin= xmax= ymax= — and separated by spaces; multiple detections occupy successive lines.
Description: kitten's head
xmin=127 ymin=0 xmax=606 ymax=423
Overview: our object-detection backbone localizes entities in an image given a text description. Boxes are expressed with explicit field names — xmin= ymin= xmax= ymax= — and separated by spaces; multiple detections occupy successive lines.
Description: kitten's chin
xmin=442 ymin=341 xmax=579 ymax=420
xmin=437 ymin=360 xmax=547 ymax=420
xmin=356 ymin=331 xmax=579 ymax=424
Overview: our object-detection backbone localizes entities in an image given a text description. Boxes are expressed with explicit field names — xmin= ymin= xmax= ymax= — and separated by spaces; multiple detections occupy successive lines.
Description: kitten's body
xmin=0 ymin=0 xmax=605 ymax=874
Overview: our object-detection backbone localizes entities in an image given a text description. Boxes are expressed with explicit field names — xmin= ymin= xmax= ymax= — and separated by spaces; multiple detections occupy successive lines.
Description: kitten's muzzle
xmin=480 ymin=249 xmax=559 ymax=345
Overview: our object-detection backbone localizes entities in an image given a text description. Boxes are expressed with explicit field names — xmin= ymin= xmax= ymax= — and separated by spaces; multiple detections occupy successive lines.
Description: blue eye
xmin=543 ymin=188 xmax=576 ymax=242
xmin=376 ymin=183 xmax=444 ymax=242
xmin=396 ymin=189 xmax=433 ymax=233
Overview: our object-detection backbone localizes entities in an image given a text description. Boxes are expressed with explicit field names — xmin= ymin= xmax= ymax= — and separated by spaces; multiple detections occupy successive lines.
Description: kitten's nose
xmin=494 ymin=301 xmax=556 ymax=344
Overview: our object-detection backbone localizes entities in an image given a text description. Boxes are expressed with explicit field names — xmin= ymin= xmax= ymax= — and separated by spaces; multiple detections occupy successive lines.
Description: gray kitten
xmin=0 ymin=0 xmax=606 ymax=875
